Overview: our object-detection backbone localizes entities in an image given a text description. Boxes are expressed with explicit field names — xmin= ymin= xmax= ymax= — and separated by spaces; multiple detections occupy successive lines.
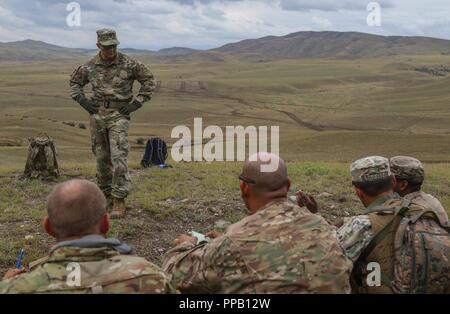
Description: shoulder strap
xmin=156 ymin=139 xmax=166 ymax=164
xmin=359 ymin=198 xmax=412 ymax=261
xmin=141 ymin=139 xmax=154 ymax=167
xmin=29 ymin=255 xmax=51 ymax=270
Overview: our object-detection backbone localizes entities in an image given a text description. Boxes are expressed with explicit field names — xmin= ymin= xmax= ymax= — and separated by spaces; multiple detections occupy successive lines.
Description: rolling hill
xmin=2 ymin=31 xmax=450 ymax=62
xmin=0 ymin=39 xmax=92 ymax=61
xmin=213 ymin=31 xmax=450 ymax=59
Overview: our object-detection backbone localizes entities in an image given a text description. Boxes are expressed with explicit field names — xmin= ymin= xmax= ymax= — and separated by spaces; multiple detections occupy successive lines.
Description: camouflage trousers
xmin=90 ymin=111 xmax=131 ymax=199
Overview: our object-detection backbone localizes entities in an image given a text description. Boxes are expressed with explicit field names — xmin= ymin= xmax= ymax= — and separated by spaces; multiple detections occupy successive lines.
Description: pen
xmin=15 ymin=249 xmax=24 ymax=269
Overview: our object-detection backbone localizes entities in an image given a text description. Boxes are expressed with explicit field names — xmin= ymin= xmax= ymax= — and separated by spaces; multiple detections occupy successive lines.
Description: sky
xmin=0 ymin=0 xmax=450 ymax=50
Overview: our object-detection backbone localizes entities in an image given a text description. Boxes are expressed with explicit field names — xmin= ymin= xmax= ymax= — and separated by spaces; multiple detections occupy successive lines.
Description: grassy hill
xmin=213 ymin=31 xmax=450 ymax=59
xmin=1 ymin=53 xmax=450 ymax=165
xmin=0 ymin=40 xmax=92 ymax=61
xmin=3 ymin=31 xmax=450 ymax=62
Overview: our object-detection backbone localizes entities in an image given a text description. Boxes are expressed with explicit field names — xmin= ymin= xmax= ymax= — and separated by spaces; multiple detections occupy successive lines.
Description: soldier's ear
xmin=99 ymin=214 xmax=110 ymax=235
xmin=397 ymin=179 xmax=408 ymax=192
xmin=43 ymin=217 xmax=57 ymax=238
xmin=240 ymin=181 xmax=249 ymax=197
xmin=391 ymin=176 xmax=397 ymax=187
xmin=354 ymin=186 xmax=364 ymax=200
xmin=286 ymin=178 xmax=291 ymax=192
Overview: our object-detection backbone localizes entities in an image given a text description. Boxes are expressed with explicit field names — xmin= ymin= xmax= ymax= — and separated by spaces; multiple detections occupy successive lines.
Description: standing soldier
xmin=70 ymin=29 xmax=154 ymax=218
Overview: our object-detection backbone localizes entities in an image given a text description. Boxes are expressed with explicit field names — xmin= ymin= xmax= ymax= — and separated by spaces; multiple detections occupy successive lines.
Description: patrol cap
xmin=96 ymin=28 xmax=120 ymax=46
xmin=351 ymin=156 xmax=392 ymax=183
xmin=390 ymin=156 xmax=424 ymax=183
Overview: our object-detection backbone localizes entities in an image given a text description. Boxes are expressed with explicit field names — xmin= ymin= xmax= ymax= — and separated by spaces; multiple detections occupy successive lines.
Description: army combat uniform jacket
xmin=70 ymin=52 xmax=154 ymax=106
xmin=0 ymin=235 xmax=175 ymax=294
xmin=163 ymin=200 xmax=353 ymax=294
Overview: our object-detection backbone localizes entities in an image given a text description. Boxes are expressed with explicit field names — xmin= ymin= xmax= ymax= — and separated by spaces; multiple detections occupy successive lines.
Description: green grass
xmin=1 ymin=54 xmax=450 ymax=166
xmin=0 ymin=161 xmax=449 ymax=275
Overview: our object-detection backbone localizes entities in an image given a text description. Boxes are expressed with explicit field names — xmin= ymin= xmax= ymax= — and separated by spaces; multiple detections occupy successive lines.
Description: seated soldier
xmin=0 ymin=179 xmax=175 ymax=294
xmin=162 ymin=152 xmax=353 ymax=294
xmin=390 ymin=156 xmax=449 ymax=224
xmin=297 ymin=156 xmax=450 ymax=294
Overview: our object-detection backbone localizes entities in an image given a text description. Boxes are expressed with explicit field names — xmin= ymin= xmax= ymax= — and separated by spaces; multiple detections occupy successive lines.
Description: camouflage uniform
xmin=337 ymin=156 xmax=394 ymax=263
xmin=69 ymin=29 xmax=154 ymax=199
xmin=337 ymin=156 xmax=450 ymax=294
xmin=337 ymin=194 xmax=400 ymax=263
xmin=163 ymin=200 xmax=353 ymax=294
xmin=0 ymin=236 xmax=174 ymax=294
xmin=390 ymin=156 xmax=449 ymax=224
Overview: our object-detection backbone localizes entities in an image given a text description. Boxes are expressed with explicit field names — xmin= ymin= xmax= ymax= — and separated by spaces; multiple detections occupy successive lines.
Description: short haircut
xmin=353 ymin=177 xmax=394 ymax=197
xmin=242 ymin=153 xmax=289 ymax=196
xmin=46 ymin=180 xmax=107 ymax=238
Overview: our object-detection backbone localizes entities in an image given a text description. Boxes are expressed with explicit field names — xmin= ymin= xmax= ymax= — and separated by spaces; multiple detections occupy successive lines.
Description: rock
xmin=289 ymin=196 xmax=297 ymax=202
xmin=25 ymin=235 xmax=34 ymax=241
xmin=215 ymin=219 xmax=231 ymax=230
xmin=318 ymin=192 xmax=333 ymax=198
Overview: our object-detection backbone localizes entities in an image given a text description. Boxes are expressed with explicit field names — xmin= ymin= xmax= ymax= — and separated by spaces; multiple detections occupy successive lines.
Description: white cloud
xmin=0 ymin=0 xmax=448 ymax=49
xmin=312 ymin=16 xmax=332 ymax=29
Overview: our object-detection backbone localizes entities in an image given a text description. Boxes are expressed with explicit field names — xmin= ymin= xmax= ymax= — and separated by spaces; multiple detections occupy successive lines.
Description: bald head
xmin=46 ymin=180 xmax=107 ymax=238
xmin=242 ymin=153 xmax=288 ymax=196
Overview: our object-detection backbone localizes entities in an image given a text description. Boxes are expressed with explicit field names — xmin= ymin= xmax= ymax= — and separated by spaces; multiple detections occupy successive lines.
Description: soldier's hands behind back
xmin=79 ymin=97 xmax=99 ymax=115
xmin=296 ymin=190 xmax=319 ymax=213
xmin=119 ymin=99 xmax=142 ymax=115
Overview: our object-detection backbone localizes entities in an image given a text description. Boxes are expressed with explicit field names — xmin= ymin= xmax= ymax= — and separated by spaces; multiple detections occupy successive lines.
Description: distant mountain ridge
xmin=1 ymin=31 xmax=450 ymax=62
xmin=212 ymin=31 xmax=450 ymax=59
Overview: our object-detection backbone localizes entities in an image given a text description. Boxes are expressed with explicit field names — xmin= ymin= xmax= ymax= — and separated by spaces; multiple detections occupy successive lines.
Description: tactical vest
xmin=352 ymin=195 xmax=450 ymax=294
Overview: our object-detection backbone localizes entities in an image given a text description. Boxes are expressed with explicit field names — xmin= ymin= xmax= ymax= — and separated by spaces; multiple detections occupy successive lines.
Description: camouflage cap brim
xmin=99 ymin=39 xmax=120 ymax=46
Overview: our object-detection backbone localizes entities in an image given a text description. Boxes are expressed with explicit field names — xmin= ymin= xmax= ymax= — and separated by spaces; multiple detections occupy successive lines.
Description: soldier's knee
xmin=114 ymin=164 xmax=128 ymax=177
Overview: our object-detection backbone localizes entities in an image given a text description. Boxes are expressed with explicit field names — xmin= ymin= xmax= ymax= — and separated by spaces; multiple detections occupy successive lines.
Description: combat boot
xmin=110 ymin=197 xmax=126 ymax=219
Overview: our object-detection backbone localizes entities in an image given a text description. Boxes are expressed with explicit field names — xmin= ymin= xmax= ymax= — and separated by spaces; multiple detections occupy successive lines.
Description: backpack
xmin=141 ymin=138 xmax=168 ymax=168
xmin=22 ymin=134 xmax=59 ymax=179
xmin=360 ymin=199 xmax=450 ymax=294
